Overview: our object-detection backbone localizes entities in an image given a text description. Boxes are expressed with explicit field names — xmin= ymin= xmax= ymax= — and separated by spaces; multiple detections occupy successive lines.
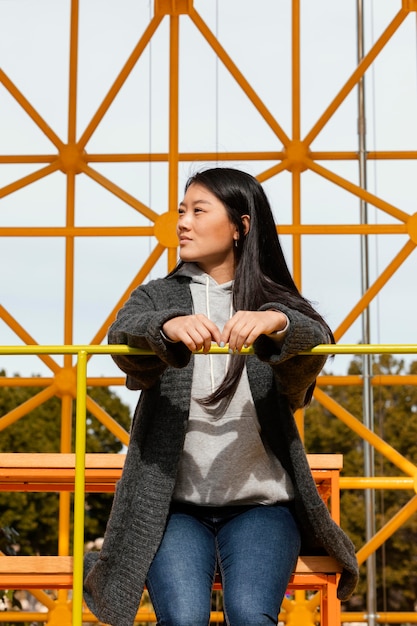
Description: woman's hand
xmin=162 ymin=314 xmax=222 ymax=353
xmin=220 ymin=310 xmax=288 ymax=352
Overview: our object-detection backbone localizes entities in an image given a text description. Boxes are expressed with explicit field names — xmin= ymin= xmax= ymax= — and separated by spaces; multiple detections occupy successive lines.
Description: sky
xmin=0 ymin=0 xmax=417 ymax=411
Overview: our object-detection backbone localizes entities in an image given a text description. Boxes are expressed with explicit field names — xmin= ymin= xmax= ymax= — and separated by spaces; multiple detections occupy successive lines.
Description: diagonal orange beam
xmin=257 ymin=160 xmax=289 ymax=183
xmin=77 ymin=13 xmax=164 ymax=150
xmin=89 ymin=243 xmax=166 ymax=346
xmin=190 ymin=8 xmax=290 ymax=146
xmin=85 ymin=396 xmax=129 ymax=447
xmin=356 ymin=495 xmax=417 ymax=565
xmin=304 ymin=7 xmax=408 ymax=146
xmin=0 ymin=68 xmax=64 ymax=149
xmin=79 ymin=162 xmax=158 ymax=221
xmin=314 ymin=387 xmax=417 ymax=477
xmin=0 ymin=305 xmax=60 ymax=373
xmin=0 ymin=385 xmax=57 ymax=432
xmin=307 ymin=159 xmax=410 ymax=223
xmin=0 ymin=162 xmax=61 ymax=199
xmin=334 ymin=239 xmax=416 ymax=340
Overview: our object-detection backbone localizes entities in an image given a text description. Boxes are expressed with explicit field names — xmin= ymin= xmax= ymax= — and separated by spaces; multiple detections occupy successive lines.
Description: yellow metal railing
xmin=1 ymin=343 xmax=417 ymax=626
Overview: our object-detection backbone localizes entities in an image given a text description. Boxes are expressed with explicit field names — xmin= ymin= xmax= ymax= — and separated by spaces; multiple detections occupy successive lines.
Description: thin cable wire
xmin=414 ymin=13 xmax=417 ymax=151
xmin=148 ymin=0 xmax=153 ymax=279
xmin=215 ymin=0 xmax=219 ymax=166
xmin=369 ymin=0 xmax=380 ymax=349
xmin=357 ymin=2 xmax=378 ymax=623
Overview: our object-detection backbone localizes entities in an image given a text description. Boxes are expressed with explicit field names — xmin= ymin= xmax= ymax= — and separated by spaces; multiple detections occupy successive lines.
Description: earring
xmin=234 ymin=239 xmax=238 ymax=248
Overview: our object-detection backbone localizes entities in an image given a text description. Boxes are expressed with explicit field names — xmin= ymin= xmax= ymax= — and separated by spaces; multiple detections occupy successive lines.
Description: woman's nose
xmin=178 ymin=215 xmax=191 ymax=230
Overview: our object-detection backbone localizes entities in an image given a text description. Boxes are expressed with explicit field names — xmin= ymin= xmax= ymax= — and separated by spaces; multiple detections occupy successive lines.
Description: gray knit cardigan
xmin=83 ymin=275 xmax=359 ymax=626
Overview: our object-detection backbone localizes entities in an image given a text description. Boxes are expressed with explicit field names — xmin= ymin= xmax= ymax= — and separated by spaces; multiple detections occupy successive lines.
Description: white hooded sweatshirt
xmin=172 ymin=263 xmax=294 ymax=506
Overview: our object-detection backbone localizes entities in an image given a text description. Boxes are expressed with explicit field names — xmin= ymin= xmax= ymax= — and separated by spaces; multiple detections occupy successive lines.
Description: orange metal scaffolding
xmin=1 ymin=0 xmax=417 ymax=624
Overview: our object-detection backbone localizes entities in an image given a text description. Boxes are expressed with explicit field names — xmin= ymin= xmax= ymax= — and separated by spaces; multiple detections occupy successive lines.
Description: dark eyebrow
xmin=179 ymin=199 xmax=212 ymax=207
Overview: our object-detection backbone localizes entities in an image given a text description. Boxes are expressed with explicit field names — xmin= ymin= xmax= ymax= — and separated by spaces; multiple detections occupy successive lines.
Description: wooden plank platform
xmin=0 ymin=555 xmax=342 ymax=589
xmin=0 ymin=452 xmax=342 ymax=492
xmin=0 ymin=453 xmax=125 ymax=492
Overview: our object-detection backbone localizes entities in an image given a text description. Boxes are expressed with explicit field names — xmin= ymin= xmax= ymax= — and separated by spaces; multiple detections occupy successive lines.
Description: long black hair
xmin=170 ymin=167 xmax=333 ymax=405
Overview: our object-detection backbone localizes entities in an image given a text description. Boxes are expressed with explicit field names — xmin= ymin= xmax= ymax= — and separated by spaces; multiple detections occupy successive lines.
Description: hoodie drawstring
xmin=205 ymin=276 xmax=216 ymax=393
xmin=205 ymin=275 xmax=232 ymax=395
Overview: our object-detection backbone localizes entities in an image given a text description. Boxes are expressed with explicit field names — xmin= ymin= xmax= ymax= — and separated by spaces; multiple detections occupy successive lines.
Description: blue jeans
xmin=146 ymin=502 xmax=301 ymax=626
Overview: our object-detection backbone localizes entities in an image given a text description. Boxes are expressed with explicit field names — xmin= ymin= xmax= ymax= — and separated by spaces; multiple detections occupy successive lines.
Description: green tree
xmin=304 ymin=355 xmax=417 ymax=614
xmin=0 ymin=370 xmax=132 ymax=555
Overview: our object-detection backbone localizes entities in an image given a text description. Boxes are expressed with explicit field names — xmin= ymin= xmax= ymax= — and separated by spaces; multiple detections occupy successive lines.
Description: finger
xmin=234 ymin=324 xmax=256 ymax=351
xmin=241 ymin=326 xmax=262 ymax=348
xmin=187 ymin=331 xmax=210 ymax=352
xmin=193 ymin=320 xmax=221 ymax=353
xmin=220 ymin=314 xmax=242 ymax=347
xmin=226 ymin=320 xmax=255 ymax=352
xmin=200 ymin=331 xmax=213 ymax=353
xmin=191 ymin=318 xmax=221 ymax=353
xmin=210 ymin=326 xmax=222 ymax=348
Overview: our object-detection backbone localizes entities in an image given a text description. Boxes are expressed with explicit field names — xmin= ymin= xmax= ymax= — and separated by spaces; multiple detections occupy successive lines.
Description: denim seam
xmin=215 ymin=535 xmax=230 ymax=626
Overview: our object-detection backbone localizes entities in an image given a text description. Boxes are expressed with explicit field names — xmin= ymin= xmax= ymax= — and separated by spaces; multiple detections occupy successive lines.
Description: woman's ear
xmin=241 ymin=214 xmax=250 ymax=236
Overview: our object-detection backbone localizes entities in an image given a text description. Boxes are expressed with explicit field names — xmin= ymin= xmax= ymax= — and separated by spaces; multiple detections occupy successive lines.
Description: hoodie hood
xmin=175 ymin=263 xmax=233 ymax=328
xmin=175 ymin=262 xmax=233 ymax=290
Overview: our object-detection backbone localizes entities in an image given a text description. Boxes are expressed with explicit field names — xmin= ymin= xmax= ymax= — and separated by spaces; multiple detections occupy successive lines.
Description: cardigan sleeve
xmin=108 ymin=281 xmax=192 ymax=390
xmin=253 ymin=303 xmax=331 ymax=409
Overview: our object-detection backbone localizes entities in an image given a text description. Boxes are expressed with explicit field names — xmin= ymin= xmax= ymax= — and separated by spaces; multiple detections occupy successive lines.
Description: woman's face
xmin=177 ymin=183 xmax=238 ymax=281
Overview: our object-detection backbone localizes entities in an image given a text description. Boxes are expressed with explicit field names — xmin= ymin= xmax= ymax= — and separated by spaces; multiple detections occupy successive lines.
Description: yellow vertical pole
xmin=72 ymin=349 xmax=88 ymax=626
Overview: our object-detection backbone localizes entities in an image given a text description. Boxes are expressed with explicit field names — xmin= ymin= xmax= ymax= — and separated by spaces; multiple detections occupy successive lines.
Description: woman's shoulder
xmin=142 ymin=273 xmax=190 ymax=292
xmin=130 ymin=274 xmax=191 ymax=305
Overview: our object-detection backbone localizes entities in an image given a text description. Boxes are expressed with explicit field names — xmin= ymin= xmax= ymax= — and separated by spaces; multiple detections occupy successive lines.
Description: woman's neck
xmin=196 ymin=262 xmax=235 ymax=284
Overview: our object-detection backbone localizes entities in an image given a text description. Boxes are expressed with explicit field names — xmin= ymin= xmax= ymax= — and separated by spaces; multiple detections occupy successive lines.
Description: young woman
xmin=84 ymin=168 xmax=358 ymax=626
